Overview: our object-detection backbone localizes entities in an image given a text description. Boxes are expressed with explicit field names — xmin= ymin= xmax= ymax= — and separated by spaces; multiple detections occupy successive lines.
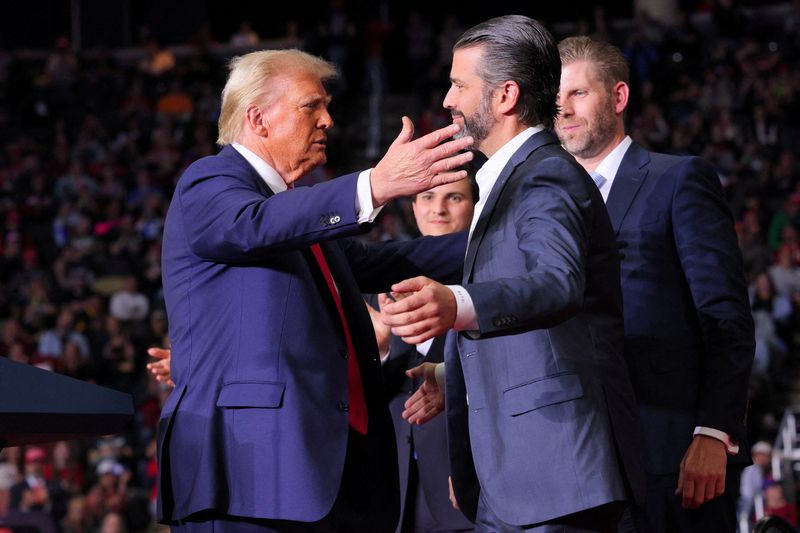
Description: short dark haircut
xmin=558 ymin=36 xmax=630 ymax=88
xmin=454 ymin=15 xmax=560 ymax=129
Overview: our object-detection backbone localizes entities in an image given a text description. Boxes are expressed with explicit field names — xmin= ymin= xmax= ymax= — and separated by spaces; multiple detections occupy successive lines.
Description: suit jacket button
xmin=337 ymin=401 xmax=349 ymax=412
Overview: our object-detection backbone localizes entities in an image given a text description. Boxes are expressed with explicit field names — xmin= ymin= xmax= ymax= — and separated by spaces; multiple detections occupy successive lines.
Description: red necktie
xmin=310 ymin=243 xmax=368 ymax=435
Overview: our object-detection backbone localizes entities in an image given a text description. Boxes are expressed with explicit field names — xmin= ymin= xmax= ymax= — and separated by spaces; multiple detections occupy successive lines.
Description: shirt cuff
xmin=434 ymin=362 xmax=445 ymax=390
xmin=356 ymin=169 xmax=383 ymax=223
xmin=446 ymin=285 xmax=478 ymax=332
xmin=693 ymin=426 xmax=739 ymax=455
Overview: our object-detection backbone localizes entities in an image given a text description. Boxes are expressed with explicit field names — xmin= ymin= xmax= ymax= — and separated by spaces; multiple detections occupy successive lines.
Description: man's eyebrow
xmin=300 ymin=94 xmax=333 ymax=105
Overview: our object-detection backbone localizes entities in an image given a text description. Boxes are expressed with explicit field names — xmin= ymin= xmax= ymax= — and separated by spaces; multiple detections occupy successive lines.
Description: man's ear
xmin=613 ymin=81 xmax=629 ymax=115
xmin=245 ymin=105 xmax=269 ymax=137
xmin=496 ymin=80 xmax=521 ymax=115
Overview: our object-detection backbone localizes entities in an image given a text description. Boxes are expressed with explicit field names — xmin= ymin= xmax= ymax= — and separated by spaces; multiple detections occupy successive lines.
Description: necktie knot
xmin=590 ymin=171 xmax=606 ymax=189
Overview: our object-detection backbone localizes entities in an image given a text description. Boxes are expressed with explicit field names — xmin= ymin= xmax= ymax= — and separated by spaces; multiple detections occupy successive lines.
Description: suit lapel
xmin=606 ymin=143 xmax=650 ymax=234
xmin=463 ymin=130 xmax=560 ymax=282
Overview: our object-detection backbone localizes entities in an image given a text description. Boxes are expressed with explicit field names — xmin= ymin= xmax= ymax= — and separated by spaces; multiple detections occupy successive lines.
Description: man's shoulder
xmin=179 ymin=147 xmax=254 ymax=185
xmin=635 ymin=146 xmax=714 ymax=177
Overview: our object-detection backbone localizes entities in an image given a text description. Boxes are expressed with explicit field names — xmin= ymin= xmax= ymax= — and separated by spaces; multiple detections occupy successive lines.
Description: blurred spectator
xmin=769 ymin=245 xmax=800 ymax=298
xmin=764 ymin=479 xmax=799 ymax=527
xmin=40 ymin=37 xmax=78 ymax=89
xmin=138 ymin=39 xmax=175 ymax=77
xmin=54 ymin=161 xmax=98 ymax=203
xmin=109 ymin=276 xmax=149 ymax=322
xmin=750 ymin=272 xmax=791 ymax=377
xmin=60 ymin=494 xmax=91 ymax=533
xmin=0 ymin=461 xmax=18 ymax=514
xmin=37 ymin=309 xmax=91 ymax=360
xmin=767 ymin=193 xmax=800 ymax=251
xmin=740 ymin=441 xmax=772 ymax=512
xmin=85 ymin=461 xmax=129 ymax=526
xmin=9 ymin=447 xmax=66 ymax=524
xmin=230 ymin=20 xmax=259 ymax=48
xmin=98 ymin=511 xmax=127 ymax=533
xmin=156 ymin=80 xmax=193 ymax=119
xmin=44 ymin=442 xmax=84 ymax=497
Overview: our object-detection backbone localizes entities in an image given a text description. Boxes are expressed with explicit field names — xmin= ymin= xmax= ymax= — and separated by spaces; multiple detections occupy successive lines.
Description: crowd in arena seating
xmin=0 ymin=2 xmax=799 ymax=531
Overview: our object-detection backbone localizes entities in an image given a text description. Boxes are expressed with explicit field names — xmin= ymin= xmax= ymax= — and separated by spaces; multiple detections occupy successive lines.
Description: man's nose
xmin=319 ymin=109 xmax=333 ymax=129
xmin=443 ymin=87 xmax=456 ymax=110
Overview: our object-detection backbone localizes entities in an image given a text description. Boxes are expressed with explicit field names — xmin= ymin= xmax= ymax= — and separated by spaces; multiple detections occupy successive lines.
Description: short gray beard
xmin=453 ymin=87 xmax=497 ymax=147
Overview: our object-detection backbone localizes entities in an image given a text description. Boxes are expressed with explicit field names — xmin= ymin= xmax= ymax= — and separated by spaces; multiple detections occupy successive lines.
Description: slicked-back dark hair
xmin=454 ymin=15 xmax=560 ymax=129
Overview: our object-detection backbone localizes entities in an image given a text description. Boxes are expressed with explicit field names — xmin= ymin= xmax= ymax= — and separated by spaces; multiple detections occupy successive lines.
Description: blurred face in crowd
xmin=555 ymin=60 xmax=622 ymax=161
xmin=260 ymin=69 xmax=333 ymax=184
xmin=412 ymin=179 xmax=475 ymax=236
xmin=444 ymin=46 xmax=497 ymax=150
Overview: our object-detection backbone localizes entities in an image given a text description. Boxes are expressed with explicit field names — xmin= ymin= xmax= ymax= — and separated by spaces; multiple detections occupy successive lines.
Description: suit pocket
xmin=501 ymin=372 xmax=583 ymax=417
xmin=216 ymin=381 xmax=286 ymax=408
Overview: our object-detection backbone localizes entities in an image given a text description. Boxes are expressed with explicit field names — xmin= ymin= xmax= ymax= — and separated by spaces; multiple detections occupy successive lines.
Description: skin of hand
xmin=401 ymin=362 xmax=444 ymax=425
xmin=146 ymin=347 xmax=174 ymax=387
xmin=675 ymin=435 xmax=728 ymax=509
xmin=370 ymin=118 xmax=474 ymax=206
xmin=448 ymin=476 xmax=460 ymax=511
xmin=364 ymin=298 xmax=391 ymax=359
xmin=379 ymin=276 xmax=457 ymax=345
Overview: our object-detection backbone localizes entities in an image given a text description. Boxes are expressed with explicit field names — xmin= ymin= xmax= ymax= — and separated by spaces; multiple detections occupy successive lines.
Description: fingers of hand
xmin=391 ymin=315 xmax=441 ymax=341
xmin=391 ymin=276 xmax=428 ymax=294
xmin=148 ymin=347 xmax=169 ymax=359
xmin=417 ymin=122 xmax=462 ymax=149
xmin=427 ymin=170 xmax=469 ymax=189
xmin=405 ymin=365 xmax=425 ymax=379
xmin=390 ymin=116 xmax=415 ymax=147
xmin=680 ymin=478 xmax=697 ymax=508
xmin=430 ymin=139 xmax=474 ymax=168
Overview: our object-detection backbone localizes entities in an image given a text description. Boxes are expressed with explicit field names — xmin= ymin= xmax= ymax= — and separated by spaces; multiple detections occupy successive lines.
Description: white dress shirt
xmin=592 ymin=135 xmax=632 ymax=202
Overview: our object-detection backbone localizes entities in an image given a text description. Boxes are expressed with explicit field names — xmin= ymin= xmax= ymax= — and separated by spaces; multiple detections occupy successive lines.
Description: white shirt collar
xmin=469 ymin=126 xmax=543 ymax=239
xmin=231 ymin=142 xmax=288 ymax=194
xmin=593 ymin=135 xmax=632 ymax=202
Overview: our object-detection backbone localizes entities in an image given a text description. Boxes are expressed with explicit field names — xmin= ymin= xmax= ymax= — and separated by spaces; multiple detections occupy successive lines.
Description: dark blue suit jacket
xmin=608 ymin=142 xmax=754 ymax=474
xmin=157 ymin=146 xmax=466 ymax=529
xmin=445 ymin=131 xmax=646 ymax=526
xmin=382 ymin=333 xmax=475 ymax=532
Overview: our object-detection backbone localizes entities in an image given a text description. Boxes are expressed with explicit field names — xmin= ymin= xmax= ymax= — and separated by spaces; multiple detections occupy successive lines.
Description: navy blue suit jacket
xmin=382 ymin=333 xmax=475 ymax=532
xmin=157 ymin=146 xmax=466 ymax=529
xmin=445 ymin=131 xmax=646 ymax=526
xmin=608 ymin=142 xmax=754 ymax=474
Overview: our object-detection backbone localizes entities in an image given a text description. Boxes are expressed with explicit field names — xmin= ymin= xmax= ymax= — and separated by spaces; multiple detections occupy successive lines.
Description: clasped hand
xmin=378 ymin=276 xmax=457 ymax=345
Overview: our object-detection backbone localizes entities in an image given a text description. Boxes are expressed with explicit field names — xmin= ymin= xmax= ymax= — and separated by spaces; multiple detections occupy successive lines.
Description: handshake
xmin=378 ymin=276 xmax=459 ymax=345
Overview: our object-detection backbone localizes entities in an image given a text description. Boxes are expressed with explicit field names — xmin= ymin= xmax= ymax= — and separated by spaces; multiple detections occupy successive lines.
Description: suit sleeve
xmin=670 ymin=157 xmax=755 ymax=439
xmin=177 ymin=170 xmax=365 ymax=262
xmin=342 ymin=232 xmax=467 ymax=293
xmin=465 ymin=157 xmax=589 ymax=335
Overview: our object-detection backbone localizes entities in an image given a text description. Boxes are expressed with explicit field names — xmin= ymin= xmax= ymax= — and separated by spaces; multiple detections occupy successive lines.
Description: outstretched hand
xmin=380 ymin=276 xmax=457 ymax=345
xmin=371 ymin=117 xmax=474 ymax=206
xmin=402 ymin=362 xmax=445 ymax=425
